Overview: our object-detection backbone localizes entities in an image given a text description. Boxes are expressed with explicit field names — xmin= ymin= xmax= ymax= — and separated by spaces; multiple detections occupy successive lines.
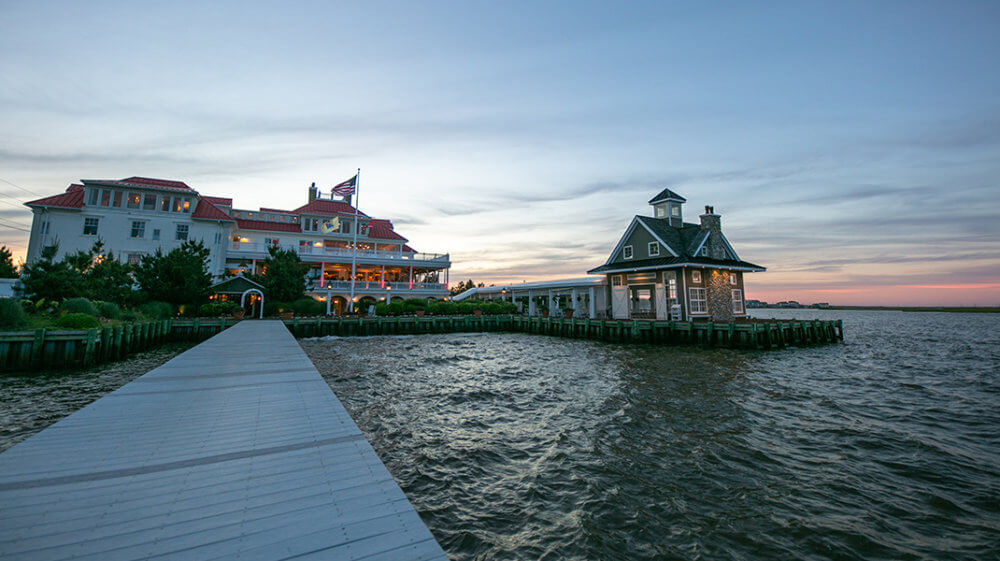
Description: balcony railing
xmin=306 ymin=281 xmax=448 ymax=292
xmin=230 ymin=242 xmax=448 ymax=263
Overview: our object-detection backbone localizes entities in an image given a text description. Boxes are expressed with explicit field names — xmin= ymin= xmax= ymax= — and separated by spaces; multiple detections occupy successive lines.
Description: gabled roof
xmin=402 ymin=244 xmax=417 ymax=253
xmin=293 ymin=199 xmax=368 ymax=218
xmin=648 ymin=188 xmax=686 ymax=205
xmin=191 ymin=198 xmax=235 ymax=221
xmin=588 ymin=255 xmax=765 ymax=274
xmin=24 ymin=184 xmax=85 ymax=209
xmin=365 ymin=219 xmax=407 ymax=242
xmin=84 ymin=177 xmax=196 ymax=192
xmin=210 ymin=275 xmax=265 ymax=294
xmin=202 ymin=196 xmax=233 ymax=206
xmin=236 ymin=219 xmax=301 ymax=233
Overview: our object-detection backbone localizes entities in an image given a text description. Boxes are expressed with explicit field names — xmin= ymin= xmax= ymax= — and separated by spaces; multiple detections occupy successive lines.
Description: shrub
xmin=200 ymin=301 xmax=241 ymax=316
xmin=404 ymin=299 xmax=428 ymax=312
xmin=139 ymin=301 xmax=173 ymax=320
xmin=374 ymin=302 xmax=389 ymax=316
xmin=387 ymin=301 xmax=405 ymax=316
xmin=56 ymin=313 xmax=100 ymax=329
xmin=289 ymin=297 xmax=325 ymax=316
xmin=0 ymin=298 xmax=27 ymax=329
xmin=62 ymin=297 xmax=97 ymax=316
xmin=264 ymin=300 xmax=286 ymax=316
xmin=94 ymin=301 xmax=122 ymax=319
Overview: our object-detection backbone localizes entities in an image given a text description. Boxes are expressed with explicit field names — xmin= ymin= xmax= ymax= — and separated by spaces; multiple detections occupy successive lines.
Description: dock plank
xmin=0 ymin=320 xmax=447 ymax=561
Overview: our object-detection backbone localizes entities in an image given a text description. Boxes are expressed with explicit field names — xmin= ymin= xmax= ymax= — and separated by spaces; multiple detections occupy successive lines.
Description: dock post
xmin=30 ymin=329 xmax=46 ymax=369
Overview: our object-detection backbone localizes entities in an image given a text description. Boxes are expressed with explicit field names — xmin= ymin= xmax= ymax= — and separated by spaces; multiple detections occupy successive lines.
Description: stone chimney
xmin=308 ymin=182 xmax=318 ymax=202
xmin=699 ymin=205 xmax=726 ymax=259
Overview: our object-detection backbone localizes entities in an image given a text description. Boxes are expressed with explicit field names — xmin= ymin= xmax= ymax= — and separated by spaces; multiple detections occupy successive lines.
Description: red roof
xmin=25 ymin=184 xmax=85 ymax=209
xmin=202 ymin=195 xmax=233 ymax=206
xmin=366 ymin=219 xmax=407 ymax=241
xmin=84 ymin=177 xmax=196 ymax=193
xmin=236 ymin=219 xmax=302 ymax=233
xmin=259 ymin=207 xmax=296 ymax=214
xmin=293 ymin=199 xmax=367 ymax=217
xmin=192 ymin=198 xmax=235 ymax=221
xmin=402 ymin=244 xmax=417 ymax=253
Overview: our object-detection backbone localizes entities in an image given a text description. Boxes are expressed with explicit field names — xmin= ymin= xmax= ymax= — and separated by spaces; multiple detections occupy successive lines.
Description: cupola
xmin=649 ymin=188 xmax=686 ymax=228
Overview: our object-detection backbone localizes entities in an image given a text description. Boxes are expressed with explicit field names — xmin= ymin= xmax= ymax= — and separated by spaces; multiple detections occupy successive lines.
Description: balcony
xmin=229 ymin=242 xmax=449 ymax=267
xmin=306 ymin=280 xmax=449 ymax=295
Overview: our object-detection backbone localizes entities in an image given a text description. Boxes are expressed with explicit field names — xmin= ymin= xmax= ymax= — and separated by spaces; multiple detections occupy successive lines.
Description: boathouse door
xmin=611 ymin=282 xmax=629 ymax=319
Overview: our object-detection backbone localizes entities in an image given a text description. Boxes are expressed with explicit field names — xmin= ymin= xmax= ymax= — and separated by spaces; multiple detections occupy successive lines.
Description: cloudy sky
xmin=2 ymin=1 xmax=998 ymax=305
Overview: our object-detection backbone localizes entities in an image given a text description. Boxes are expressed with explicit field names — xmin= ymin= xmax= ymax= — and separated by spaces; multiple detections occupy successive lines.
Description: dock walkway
xmin=0 ymin=321 xmax=446 ymax=561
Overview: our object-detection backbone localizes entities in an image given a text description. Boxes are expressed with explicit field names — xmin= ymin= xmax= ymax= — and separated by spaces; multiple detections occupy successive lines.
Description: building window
xmin=127 ymin=192 xmax=141 ymax=209
xmin=690 ymin=288 xmax=707 ymax=314
xmin=182 ymin=199 xmax=191 ymax=213
xmin=648 ymin=242 xmax=659 ymax=257
xmin=172 ymin=197 xmax=182 ymax=213
xmin=83 ymin=217 xmax=99 ymax=235
xmin=160 ymin=197 xmax=170 ymax=212
xmin=299 ymin=240 xmax=311 ymax=253
xmin=130 ymin=221 xmax=145 ymax=238
xmin=671 ymin=205 xmax=680 ymax=217
xmin=623 ymin=245 xmax=633 ymax=259
xmin=175 ymin=224 xmax=189 ymax=240
xmin=700 ymin=246 xmax=709 ymax=257
xmin=732 ymin=289 xmax=745 ymax=314
xmin=692 ymin=270 xmax=701 ymax=283
xmin=611 ymin=275 xmax=623 ymax=286
xmin=100 ymin=190 xmax=111 ymax=207
xmin=143 ymin=194 xmax=157 ymax=211
xmin=88 ymin=189 xmax=98 ymax=205
xmin=730 ymin=272 xmax=738 ymax=285
xmin=40 ymin=220 xmax=49 ymax=235
xmin=112 ymin=190 xmax=123 ymax=207
xmin=655 ymin=206 xmax=666 ymax=218
xmin=266 ymin=238 xmax=279 ymax=247
xmin=127 ymin=253 xmax=143 ymax=266
xmin=668 ymin=278 xmax=677 ymax=301
xmin=152 ymin=229 xmax=160 ymax=240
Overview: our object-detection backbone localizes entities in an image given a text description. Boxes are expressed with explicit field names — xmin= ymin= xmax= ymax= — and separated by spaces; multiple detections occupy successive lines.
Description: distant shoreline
xmin=753 ymin=306 xmax=999 ymax=313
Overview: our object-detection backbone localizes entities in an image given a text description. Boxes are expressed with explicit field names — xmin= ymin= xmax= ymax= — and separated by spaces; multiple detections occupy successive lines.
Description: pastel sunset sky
xmin=1 ymin=1 xmax=998 ymax=306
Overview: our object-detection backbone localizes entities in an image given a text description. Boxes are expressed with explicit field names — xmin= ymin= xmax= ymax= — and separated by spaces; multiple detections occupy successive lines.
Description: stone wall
xmin=706 ymin=269 xmax=734 ymax=321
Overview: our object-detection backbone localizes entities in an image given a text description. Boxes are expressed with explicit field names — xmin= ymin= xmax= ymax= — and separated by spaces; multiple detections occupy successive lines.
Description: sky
xmin=1 ymin=1 xmax=998 ymax=306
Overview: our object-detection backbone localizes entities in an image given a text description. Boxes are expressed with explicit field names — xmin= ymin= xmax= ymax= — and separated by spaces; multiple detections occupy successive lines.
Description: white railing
xmin=229 ymin=242 xmax=448 ymax=263
xmin=306 ymin=281 xmax=448 ymax=292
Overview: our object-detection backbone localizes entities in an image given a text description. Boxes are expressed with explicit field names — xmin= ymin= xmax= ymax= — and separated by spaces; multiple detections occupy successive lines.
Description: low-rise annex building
xmin=23 ymin=176 xmax=451 ymax=313
xmin=587 ymin=189 xmax=764 ymax=321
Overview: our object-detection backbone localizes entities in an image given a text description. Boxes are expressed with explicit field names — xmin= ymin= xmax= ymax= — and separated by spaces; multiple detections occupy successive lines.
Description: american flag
xmin=332 ymin=175 xmax=357 ymax=196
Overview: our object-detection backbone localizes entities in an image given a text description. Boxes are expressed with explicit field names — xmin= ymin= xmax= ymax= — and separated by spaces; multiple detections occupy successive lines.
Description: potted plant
xmin=563 ymin=307 xmax=574 ymax=319
xmin=232 ymin=309 xmax=245 ymax=320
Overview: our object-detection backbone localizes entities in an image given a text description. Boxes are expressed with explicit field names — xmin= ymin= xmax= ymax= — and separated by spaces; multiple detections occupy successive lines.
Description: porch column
xmin=589 ymin=286 xmax=596 ymax=319
xmin=528 ymin=291 xmax=536 ymax=316
xmin=380 ymin=265 xmax=385 ymax=288
xmin=572 ymin=288 xmax=579 ymax=317
xmin=548 ymin=290 xmax=556 ymax=314
xmin=320 ymin=262 xmax=326 ymax=288
xmin=326 ymin=288 xmax=332 ymax=315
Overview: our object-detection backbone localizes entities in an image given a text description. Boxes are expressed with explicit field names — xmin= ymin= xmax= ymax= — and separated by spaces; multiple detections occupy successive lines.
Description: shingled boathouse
xmin=587 ymin=189 xmax=765 ymax=322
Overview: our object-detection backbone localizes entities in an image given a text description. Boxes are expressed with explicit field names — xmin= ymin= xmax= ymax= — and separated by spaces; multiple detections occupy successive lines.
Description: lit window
xmin=100 ymin=190 xmax=111 ymax=206
xmin=182 ymin=199 xmax=191 ymax=213
xmin=668 ymin=278 xmax=677 ymax=301
xmin=127 ymin=192 xmax=141 ymax=209
xmin=160 ymin=197 xmax=170 ymax=212
xmin=83 ymin=217 xmax=99 ymax=235
xmin=648 ymin=242 xmax=659 ymax=257
xmin=623 ymin=245 xmax=633 ymax=259
xmin=143 ymin=194 xmax=156 ymax=211
xmin=175 ymin=224 xmax=189 ymax=240
xmin=172 ymin=197 xmax=182 ymax=213
xmin=732 ymin=289 xmax=744 ymax=314
xmin=130 ymin=221 xmax=145 ymax=238
xmin=730 ymin=272 xmax=738 ymax=285
xmin=690 ymin=288 xmax=707 ymax=314
xmin=692 ymin=270 xmax=701 ymax=283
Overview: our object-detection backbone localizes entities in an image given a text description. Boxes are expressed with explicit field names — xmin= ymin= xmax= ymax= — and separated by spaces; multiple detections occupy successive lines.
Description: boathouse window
xmin=143 ymin=193 xmax=157 ymax=211
xmin=668 ymin=278 xmax=677 ymax=301
xmin=692 ymin=270 xmax=701 ymax=284
xmin=623 ymin=245 xmax=633 ymax=259
xmin=648 ymin=242 xmax=659 ymax=257
xmin=730 ymin=272 xmax=738 ymax=285
xmin=671 ymin=206 xmax=680 ymax=217
xmin=83 ymin=217 xmax=99 ymax=236
xmin=175 ymin=224 xmax=189 ymax=241
xmin=689 ymin=288 xmax=707 ymax=314
xmin=127 ymin=192 xmax=141 ymax=209
xmin=130 ymin=221 xmax=145 ymax=239
xmin=732 ymin=289 xmax=744 ymax=314
xmin=700 ymin=246 xmax=709 ymax=257
xmin=612 ymin=275 xmax=623 ymax=286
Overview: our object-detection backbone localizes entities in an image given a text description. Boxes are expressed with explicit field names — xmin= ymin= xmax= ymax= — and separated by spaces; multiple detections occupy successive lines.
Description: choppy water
xmin=300 ymin=310 xmax=1000 ymax=560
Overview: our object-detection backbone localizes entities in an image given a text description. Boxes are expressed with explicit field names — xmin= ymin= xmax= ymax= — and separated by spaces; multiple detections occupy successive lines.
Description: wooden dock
xmin=0 ymin=320 xmax=447 ymax=561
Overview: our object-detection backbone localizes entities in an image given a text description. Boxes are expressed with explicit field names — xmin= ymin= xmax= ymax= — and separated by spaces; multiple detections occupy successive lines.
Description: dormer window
xmin=700 ymin=246 xmax=709 ymax=257
xmin=671 ymin=206 xmax=680 ymax=217
xmin=648 ymin=242 xmax=659 ymax=256
xmin=623 ymin=245 xmax=633 ymax=259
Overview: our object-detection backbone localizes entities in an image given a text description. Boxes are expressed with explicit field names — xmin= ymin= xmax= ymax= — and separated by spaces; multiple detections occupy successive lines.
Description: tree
xmin=254 ymin=246 xmax=306 ymax=302
xmin=134 ymin=240 xmax=212 ymax=308
xmin=87 ymin=242 xmax=135 ymax=305
xmin=20 ymin=243 xmax=86 ymax=302
xmin=450 ymin=279 xmax=478 ymax=296
xmin=0 ymin=246 xmax=17 ymax=278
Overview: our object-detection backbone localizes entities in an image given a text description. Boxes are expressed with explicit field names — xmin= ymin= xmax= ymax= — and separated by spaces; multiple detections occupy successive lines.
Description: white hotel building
xmin=24 ymin=177 xmax=451 ymax=313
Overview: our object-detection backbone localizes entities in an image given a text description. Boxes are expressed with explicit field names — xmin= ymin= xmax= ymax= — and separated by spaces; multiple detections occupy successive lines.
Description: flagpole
xmin=348 ymin=168 xmax=361 ymax=313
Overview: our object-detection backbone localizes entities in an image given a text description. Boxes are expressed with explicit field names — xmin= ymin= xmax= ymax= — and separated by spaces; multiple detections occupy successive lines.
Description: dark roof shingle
xmin=648 ymin=188 xmax=686 ymax=204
